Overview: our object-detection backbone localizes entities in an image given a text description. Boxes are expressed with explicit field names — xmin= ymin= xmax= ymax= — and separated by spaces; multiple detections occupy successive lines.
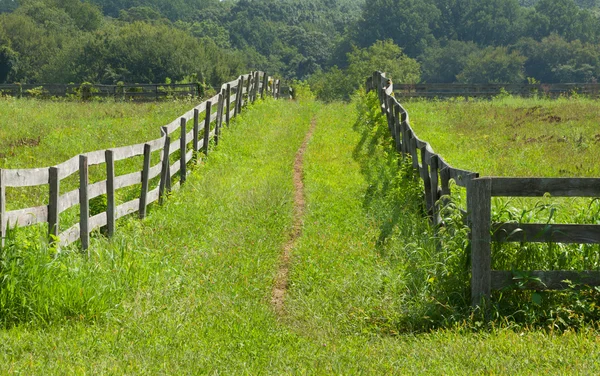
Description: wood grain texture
xmin=148 ymin=163 xmax=162 ymax=180
xmin=419 ymin=145 xmax=433 ymax=215
xmin=447 ymin=167 xmax=479 ymax=188
xmin=159 ymin=134 xmax=171 ymax=204
xmin=147 ymin=186 xmax=160 ymax=205
xmin=203 ymin=100 xmax=212 ymax=155
xmin=139 ymin=144 xmax=151 ymax=219
xmin=114 ymin=171 xmax=141 ymax=190
xmin=79 ymin=155 xmax=89 ymax=251
xmin=493 ymin=223 xmax=600 ymax=244
xmin=3 ymin=168 xmax=49 ymax=187
xmin=88 ymin=212 xmax=107 ymax=232
xmin=168 ymin=139 xmax=181 ymax=156
xmin=226 ymin=84 xmax=231 ymax=125
xmin=430 ymin=155 xmax=440 ymax=226
xmin=59 ymin=189 xmax=79 ymax=212
xmin=59 ymin=223 xmax=80 ymax=247
xmin=147 ymin=136 xmax=165 ymax=152
xmin=115 ymin=199 xmax=140 ymax=220
xmin=5 ymin=205 xmax=48 ymax=227
xmin=185 ymin=149 xmax=194 ymax=164
xmin=56 ymin=155 xmax=80 ymax=179
xmin=193 ymin=109 xmax=200 ymax=152
xmin=169 ymin=161 xmax=180 ymax=178
xmin=85 ymin=150 xmax=105 ymax=166
xmin=491 ymin=178 xmax=600 ymax=197
xmin=469 ymin=177 xmax=492 ymax=307
xmin=180 ymin=117 xmax=187 ymax=185
xmin=48 ymin=167 xmax=59 ymax=239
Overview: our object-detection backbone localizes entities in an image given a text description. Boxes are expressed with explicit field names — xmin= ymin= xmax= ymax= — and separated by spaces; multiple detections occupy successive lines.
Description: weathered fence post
xmin=401 ymin=115 xmax=408 ymax=159
xmin=254 ymin=71 xmax=260 ymax=102
xmin=430 ymin=155 xmax=440 ymax=226
xmin=48 ymin=166 xmax=59 ymax=242
xmin=218 ymin=90 xmax=225 ymax=129
xmin=468 ymin=177 xmax=492 ymax=308
xmin=139 ymin=143 xmax=151 ymax=219
xmin=246 ymin=72 xmax=252 ymax=106
xmin=159 ymin=127 xmax=171 ymax=205
xmin=215 ymin=93 xmax=223 ymax=146
xmin=226 ymin=84 xmax=231 ymax=126
xmin=394 ymin=104 xmax=402 ymax=154
xmin=235 ymin=77 xmax=244 ymax=116
xmin=204 ymin=100 xmax=212 ymax=155
xmin=105 ymin=150 xmax=116 ymax=237
xmin=440 ymin=166 xmax=451 ymax=204
xmin=79 ymin=155 xmax=89 ymax=251
xmin=419 ymin=146 xmax=433 ymax=216
xmin=261 ymin=72 xmax=268 ymax=100
xmin=193 ymin=109 xmax=200 ymax=153
xmin=410 ymin=137 xmax=419 ymax=171
xmin=438 ymin=165 xmax=452 ymax=224
xmin=180 ymin=117 xmax=187 ymax=184
xmin=385 ymin=95 xmax=393 ymax=133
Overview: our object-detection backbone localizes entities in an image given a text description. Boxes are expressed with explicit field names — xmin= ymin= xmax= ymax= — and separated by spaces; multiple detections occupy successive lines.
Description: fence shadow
xmin=352 ymin=92 xmax=425 ymax=254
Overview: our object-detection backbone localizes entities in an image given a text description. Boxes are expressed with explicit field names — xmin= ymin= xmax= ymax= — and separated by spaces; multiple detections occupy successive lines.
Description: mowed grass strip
xmin=283 ymin=97 xmax=600 ymax=373
xmin=0 ymin=98 xmax=322 ymax=373
xmin=0 ymin=98 xmax=599 ymax=373
xmin=404 ymin=96 xmax=600 ymax=177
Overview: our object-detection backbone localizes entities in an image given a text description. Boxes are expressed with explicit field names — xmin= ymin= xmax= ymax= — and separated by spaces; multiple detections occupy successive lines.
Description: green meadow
xmin=403 ymin=96 xmax=600 ymax=178
xmin=0 ymin=95 xmax=599 ymax=373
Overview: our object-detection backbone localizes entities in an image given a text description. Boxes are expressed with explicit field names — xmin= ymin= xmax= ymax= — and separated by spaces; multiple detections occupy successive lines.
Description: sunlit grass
xmin=404 ymin=95 xmax=600 ymax=177
xmin=0 ymin=96 xmax=599 ymax=373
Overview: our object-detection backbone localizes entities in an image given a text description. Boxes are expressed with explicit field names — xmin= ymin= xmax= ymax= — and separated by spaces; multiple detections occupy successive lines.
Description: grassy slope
xmin=403 ymin=96 xmax=600 ymax=177
xmin=0 ymin=98 xmax=599 ymax=373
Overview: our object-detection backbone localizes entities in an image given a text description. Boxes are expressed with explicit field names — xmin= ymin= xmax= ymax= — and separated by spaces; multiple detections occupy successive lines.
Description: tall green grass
xmin=400 ymin=94 xmax=600 ymax=328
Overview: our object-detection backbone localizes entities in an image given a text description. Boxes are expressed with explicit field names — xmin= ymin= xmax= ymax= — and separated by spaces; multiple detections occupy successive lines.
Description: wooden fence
xmin=367 ymin=72 xmax=600 ymax=308
xmin=394 ymin=82 xmax=600 ymax=99
xmin=0 ymin=72 xmax=285 ymax=251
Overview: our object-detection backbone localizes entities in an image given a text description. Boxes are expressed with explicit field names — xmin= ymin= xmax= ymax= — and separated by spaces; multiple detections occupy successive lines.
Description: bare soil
xmin=271 ymin=117 xmax=316 ymax=316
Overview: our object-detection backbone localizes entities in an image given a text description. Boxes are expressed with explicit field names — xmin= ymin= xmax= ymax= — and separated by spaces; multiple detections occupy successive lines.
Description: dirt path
xmin=271 ymin=117 xmax=316 ymax=316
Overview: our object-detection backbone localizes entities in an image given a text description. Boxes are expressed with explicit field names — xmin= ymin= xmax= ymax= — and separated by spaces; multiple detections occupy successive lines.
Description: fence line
xmin=0 ymin=83 xmax=202 ymax=100
xmin=394 ymin=82 xmax=600 ymax=99
xmin=0 ymin=80 xmax=292 ymax=101
xmin=0 ymin=72 xmax=286 ymax=251
xmin=367 ymin=72 xmax=600 ymax=309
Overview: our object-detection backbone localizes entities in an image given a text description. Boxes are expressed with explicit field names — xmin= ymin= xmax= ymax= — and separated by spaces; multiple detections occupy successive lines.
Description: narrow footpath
xmin=271 ymin=117 xmax=316 ymax=316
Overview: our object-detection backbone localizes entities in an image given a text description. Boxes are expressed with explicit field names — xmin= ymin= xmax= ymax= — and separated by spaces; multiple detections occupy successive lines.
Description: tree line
xmin=2 ymin=0 xmax=600 ymax=100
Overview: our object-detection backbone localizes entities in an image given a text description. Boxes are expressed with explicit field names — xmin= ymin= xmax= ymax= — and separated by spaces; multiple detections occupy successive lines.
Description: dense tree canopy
xmin=2 ymin=0 xmax=600 ymax=99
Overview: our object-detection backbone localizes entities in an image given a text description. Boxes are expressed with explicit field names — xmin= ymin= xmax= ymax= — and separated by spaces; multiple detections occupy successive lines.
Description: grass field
xmin=403 ymin=96 xmax=600 ymax=178
xmin=0 ymin=97 xmax=195 ymax=169
xmin=0 ymin=96 xmax=599 ymax=373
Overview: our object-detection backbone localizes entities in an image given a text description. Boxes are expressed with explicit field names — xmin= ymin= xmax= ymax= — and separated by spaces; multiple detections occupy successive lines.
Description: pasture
xmin=403 ymin=96 xmax=600 ymax=178
xmin=0 ymin=95 xmax=599 ymax=373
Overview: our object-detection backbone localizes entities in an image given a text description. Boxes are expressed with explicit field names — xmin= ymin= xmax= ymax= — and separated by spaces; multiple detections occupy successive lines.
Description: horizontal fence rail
xmin=366 ymin=72 xmax=600 ymax=309
xmin=0 ymin=72 xmax=287 ymax=251
xmin=393 ymin=83 xmax=600 ymax=99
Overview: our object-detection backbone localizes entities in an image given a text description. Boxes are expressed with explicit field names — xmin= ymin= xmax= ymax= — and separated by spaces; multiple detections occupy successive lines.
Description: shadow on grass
xmin=351 ymin=91 xmax=425 ymax=256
